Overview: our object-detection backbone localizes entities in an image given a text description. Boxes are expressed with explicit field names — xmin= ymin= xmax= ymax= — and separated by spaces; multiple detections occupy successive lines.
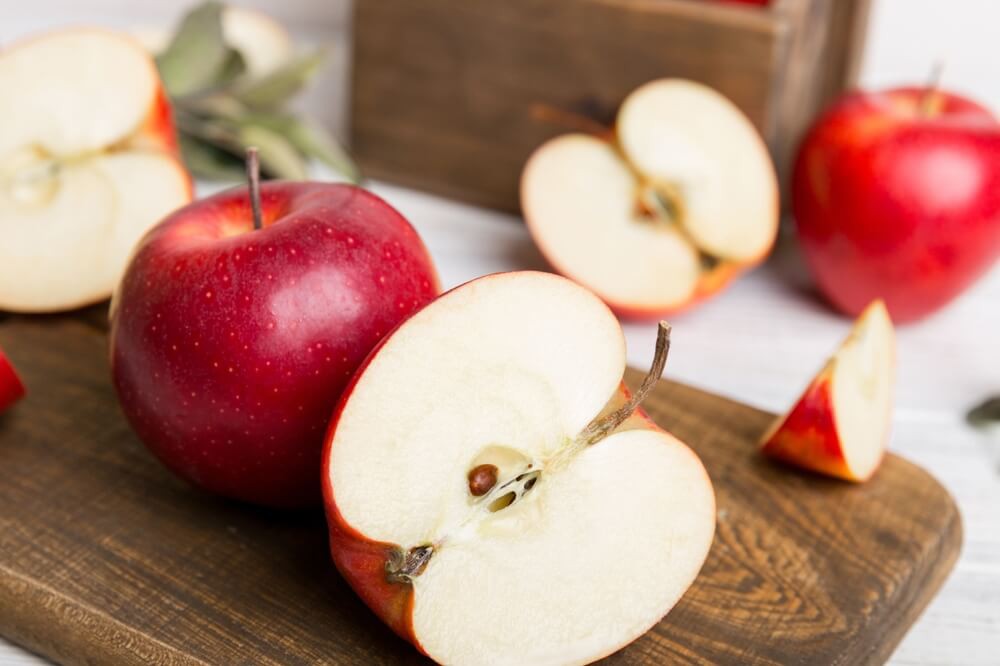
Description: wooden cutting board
xmin=0 ymin=309 xmax=961 ymax=665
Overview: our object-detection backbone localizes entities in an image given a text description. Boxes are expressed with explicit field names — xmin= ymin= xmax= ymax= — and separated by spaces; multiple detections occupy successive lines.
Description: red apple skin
xmin=0 ymin=345 xmax=25 ymax=414
xmin=110 ymin=182 xmax=439 ymax=507
xmin=793 ymin=87 xmax=1000 ymax=323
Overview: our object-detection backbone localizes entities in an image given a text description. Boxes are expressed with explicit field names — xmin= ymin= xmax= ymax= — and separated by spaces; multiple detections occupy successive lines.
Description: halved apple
xmin=521 ymin=79 xmax=779 ymax=318
xmin=760 ymin=300 xmax=896 ymax=482
xmin=0 ymin=344 xmax=25 ymax=414
xmin=0 ymin=29 xmax=192 ymax=313
xmin=323 ymin=271 xmax=716 ymax=664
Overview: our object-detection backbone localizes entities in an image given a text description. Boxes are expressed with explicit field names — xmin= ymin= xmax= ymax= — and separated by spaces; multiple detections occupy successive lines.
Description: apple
xmin=760 ymin=300 xmax=895 ymax=482
xmin=0 ymin=28 xmax=192 ymax=313
xmin=522 ymin=78 xmax=778 ymax=319
xmin=793 ymin=86 xmax=1000 ymax=323
xmin=323 ymin=271 xmax=715 ymax=663
xmin=0 ymin=344 xmax=25 ymax=415
xmin=110 ymin=169 xmax=439 ymax=507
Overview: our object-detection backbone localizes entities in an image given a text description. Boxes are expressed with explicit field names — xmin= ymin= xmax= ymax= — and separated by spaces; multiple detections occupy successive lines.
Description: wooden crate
xmin=350 ymin=0 xmax=871 ymax=213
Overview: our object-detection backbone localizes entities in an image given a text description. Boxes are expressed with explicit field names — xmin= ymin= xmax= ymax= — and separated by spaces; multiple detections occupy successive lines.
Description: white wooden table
xmin=1 ymin=181 xmax=998 ymax=664
xmin=2 ymin=1 xmax=999 ymax=663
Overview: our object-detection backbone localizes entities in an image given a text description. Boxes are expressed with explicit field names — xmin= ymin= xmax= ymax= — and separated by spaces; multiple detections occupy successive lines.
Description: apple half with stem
xmin=522 ymin=79 xmax=779 ymax=319
xmin=323 ymin=271 xmax=715 ymax=664
xmin=0 ymin=29 xmax=192 ymax=313
xmin=760 ymin=300 xmax=896 ymax=482
xmin=0 ymin=344 xmax=25 ymax=414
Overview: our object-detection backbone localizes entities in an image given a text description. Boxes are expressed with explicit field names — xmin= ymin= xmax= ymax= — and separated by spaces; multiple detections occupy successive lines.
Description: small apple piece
xmin=522 ymin=79 xmax=778 ymax=318
xmin=760 ymin=300 xmax=895 ymax=482
xmin=324 ymin=271 xmax=715 ymax=664
xmin=0 ymin=29 xmax=192 ymax=313
xmin=0 ymin=345 xmax=25 ymax=414
xmin=111 ymin=172 xmax=439 ymax=507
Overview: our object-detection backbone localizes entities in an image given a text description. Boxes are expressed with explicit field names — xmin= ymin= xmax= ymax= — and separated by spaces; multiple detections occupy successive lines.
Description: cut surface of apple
xmin=324 ymin=271 xmax=715 ymax=664
xmin=761 ymin=300 xmax=896 ymax=481
xmin=522 ymin=78 xmax=778 ymax=318
xmin=0 ymin=29 xmax=191 ymax=312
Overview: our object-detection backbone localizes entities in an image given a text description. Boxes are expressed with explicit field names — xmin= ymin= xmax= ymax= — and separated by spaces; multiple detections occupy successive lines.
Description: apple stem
xmin=246 ymin=146 xmax=263 ymax=231
xmin=579 ymin=321 xmax=671 ymax=446
xmin=920 ymin=60 xmax=945 ymax=116
xmin=529 ymin=103 xmax=611 ymax=138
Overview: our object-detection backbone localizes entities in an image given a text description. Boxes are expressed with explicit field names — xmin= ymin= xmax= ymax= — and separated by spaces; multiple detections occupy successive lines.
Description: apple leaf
xmin=178 ymin=136 xmax=246 ymax=181
xmin=239 ymin=112 xmax=361 ymax=183
xmin=238 ymin=125 xmax=309 ymax=179
xmin=233 ymin=50 xmax=325 ymax=109
xmin=967 ymin=396 xmax=1000 ymax=431
xmin=156 ymin=1 xmax=244 ymax=97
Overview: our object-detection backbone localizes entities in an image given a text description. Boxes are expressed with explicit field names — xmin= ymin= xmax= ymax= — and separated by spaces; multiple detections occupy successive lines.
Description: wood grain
xmin=350 ymin=0 xmax=868 ymax=212
xmin=0 ymin=310 xmax=960 ymax=665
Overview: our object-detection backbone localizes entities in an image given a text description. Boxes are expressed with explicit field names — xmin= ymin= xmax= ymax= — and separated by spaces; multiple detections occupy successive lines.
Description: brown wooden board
xmin=0 ymin=310 xmax=960 ymax=665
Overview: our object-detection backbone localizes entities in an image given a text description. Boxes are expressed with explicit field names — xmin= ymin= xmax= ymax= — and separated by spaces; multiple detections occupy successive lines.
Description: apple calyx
xmin=381 ymin=321 xmax=671 ymax=588
xmin=245 ymin=146 xmax=264 ymax=231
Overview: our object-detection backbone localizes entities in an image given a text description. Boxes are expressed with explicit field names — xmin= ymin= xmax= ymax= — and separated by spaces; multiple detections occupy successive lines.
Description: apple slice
xmin=0 ymin=344 xmax=25 ymax=414
xmin=522 ymin=79 xmax=778 ymax=318
xmin=0 ymin=29 xmax=192 ymax=313
xmin=323 ymin=271 xmax=715 ymax=664
xmin=760 ymin=300 xmax=896 ymax=482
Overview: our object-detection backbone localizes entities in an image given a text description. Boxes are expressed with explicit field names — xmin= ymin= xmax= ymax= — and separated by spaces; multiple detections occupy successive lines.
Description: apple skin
xmin=793 ymin=87 xmax=1000 ymax=323
xmin=0 ymin=345 xmax=25 ymax=414
xmin=321 ymin=375 xmax=661 ymax=653
xmin=110 ymin=182 xmax=439 ymax=507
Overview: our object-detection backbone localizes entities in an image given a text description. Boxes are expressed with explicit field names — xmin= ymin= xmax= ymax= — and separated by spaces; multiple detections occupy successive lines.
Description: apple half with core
xmin=522 ymin=79 xmax=779 ymax=318
xmin=760 ymin=300 xmax=895 ymax=482
xmin=0 ymin=344 xmax=25 ymax=414
xmin=0 ymin=29 xmax=192 ymax=313
xmin=111 ymin=155 xmax=439 ymax=507
xmin=323 ymin=271 xmax=715 ymax=664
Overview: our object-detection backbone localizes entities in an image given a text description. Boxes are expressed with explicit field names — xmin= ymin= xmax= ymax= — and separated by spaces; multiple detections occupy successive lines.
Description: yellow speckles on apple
xmin=205 ymin=290 xmax=213 ymax=299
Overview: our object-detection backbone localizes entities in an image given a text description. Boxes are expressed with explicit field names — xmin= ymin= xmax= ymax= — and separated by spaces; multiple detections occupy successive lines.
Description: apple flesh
xmin=323 ymin=271 xmax=715 ymax=663
xmin=110 ymin=182 xmax=439 ymax=507
xmin=0 ymin=29 xmax=192 ymax=313
xmin=522 ymin=79 xmax=778 ymax=318
xmin=760 ymin=300 xmax=895 ymax=482
xmin=793 ymin=87 xmax=1000 ymax=323
xmin=0 ymin=345 xmax=25 ymax=414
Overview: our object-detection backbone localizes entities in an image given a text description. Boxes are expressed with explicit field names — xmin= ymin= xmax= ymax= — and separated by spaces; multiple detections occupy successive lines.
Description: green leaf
xmin=967 ymin=396 xmax=1000 ymax=430
xmin=178 ymin=135 xmax=246 ymax=181
xmin=156 ymin=1 xmax=244 ymax=97
xmin=238 ymin=112 xmax=360 ymax=183
xmin=233 ymin=49 xmax=325 ymax=109
xmin=238 ymin=125 xmax=308 ymax=179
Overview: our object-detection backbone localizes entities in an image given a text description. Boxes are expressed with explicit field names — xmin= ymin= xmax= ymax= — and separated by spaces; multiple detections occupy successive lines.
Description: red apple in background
xmin=110 ymin=178 xmax=439 ymax=507
xmin=793 ymin=87 xmax=1000 ymax=323
xmin=0 ymin=345 xmax=25 ymax=414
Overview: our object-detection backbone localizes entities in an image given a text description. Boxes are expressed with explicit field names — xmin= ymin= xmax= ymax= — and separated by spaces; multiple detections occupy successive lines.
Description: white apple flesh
xmin=0 ymin=29 xmax=191 ymax=312
xmin=522 ymin=79 xmax=778 ymax=318
xmin=324 ymin=271 xmax=715 ymax=664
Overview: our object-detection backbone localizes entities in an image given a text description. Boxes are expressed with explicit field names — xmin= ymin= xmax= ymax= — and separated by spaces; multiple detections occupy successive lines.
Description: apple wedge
xmin=522 ymin=79 xmax=778 ymax=318
xmin=0 ymin=344 xmax=25 ymax=414
xmin=0 ymin=29 xmax=192 ymax=313
xmin=760 ymin=300 xmax=896 ymax=482
xmin=323 ymin=271 xmax=715 ymax=664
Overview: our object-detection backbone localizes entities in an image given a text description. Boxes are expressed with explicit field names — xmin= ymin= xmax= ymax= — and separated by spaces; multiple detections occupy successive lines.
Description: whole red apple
xmin=793 ymin=87 xmax=1000 ymax=323
xmin=110 ymin=182 xmax=438 ymax=507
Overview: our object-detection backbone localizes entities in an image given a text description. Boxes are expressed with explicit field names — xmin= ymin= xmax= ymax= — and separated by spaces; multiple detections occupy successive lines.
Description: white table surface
xmin=1 ymin=181 xmax=998 ymax=665
xmin=2 ymin=0 xmax=1000 ymax=663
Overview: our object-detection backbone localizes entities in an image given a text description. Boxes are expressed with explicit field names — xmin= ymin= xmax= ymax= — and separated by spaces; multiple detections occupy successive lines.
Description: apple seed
xmin=467 ymin=463 xmax=499 ymax=496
